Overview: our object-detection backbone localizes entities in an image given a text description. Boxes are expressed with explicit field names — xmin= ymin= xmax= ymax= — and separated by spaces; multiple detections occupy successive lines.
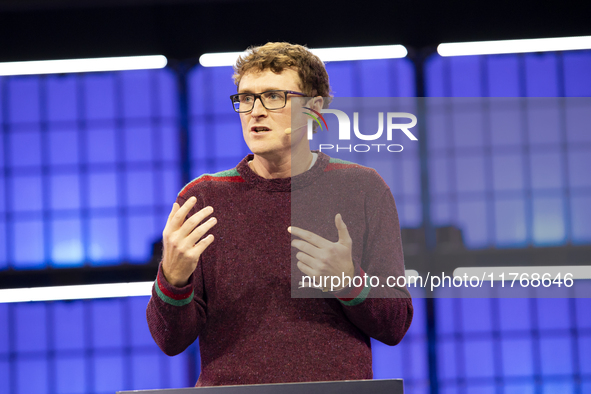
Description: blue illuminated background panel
xmin=0 ymin=298 xmax=191 ymax=394
xmin=1 ymin=69 xmax=180 ymax=269
xmin=0 ymin=69 xmax=190 ymax=394
xmin=427 ymin=51 xmax=591 ymax=394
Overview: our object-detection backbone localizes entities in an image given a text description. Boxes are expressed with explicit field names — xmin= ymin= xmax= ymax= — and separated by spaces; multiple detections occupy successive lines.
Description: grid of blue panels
xmin=0 ymin=298 xmax=192 ymax=394
xmin=425 ymin=51 xmax=591 ymax=248
xmin=0 ymin=69 xmax=180 ymax=269
xmin=427 ymin=50 xmax=591 ymax=393
xmin=188 ymin=66 xmax=250 ymax=177
xmin=435 ymin=297 xmax=591 ymax=393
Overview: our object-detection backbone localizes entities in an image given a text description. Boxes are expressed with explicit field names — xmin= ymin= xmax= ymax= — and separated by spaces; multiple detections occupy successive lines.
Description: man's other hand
xmin=289 ymin=214 xmax=355 ymax=291
xmin=162 ymin=197 xmax=217 ymax=287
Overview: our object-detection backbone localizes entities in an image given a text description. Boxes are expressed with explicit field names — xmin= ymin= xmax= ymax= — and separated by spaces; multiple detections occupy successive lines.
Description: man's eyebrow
xmin=237 ymin=87 xmax=282 ymax=93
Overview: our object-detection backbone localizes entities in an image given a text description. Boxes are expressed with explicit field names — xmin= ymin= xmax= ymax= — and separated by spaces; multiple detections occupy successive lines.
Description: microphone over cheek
xmin=285 ymin=124 xmax=307 ymax=135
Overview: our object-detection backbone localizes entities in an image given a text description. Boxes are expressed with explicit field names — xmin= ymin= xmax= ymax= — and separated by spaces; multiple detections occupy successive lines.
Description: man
xmin=146 ymin=42 xmax=413 ymax=387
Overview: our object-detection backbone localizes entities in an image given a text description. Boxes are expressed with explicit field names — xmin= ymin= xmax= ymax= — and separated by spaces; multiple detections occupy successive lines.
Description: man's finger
xmin=298 ymin=278 xmax=324 ymax=290
xmin=192 ymin=234 xmax=215 ymax=256
xmin=166 ymin=202 xmax=180 ymax=226
xmin=291 ymin=239 xmax=321 ymax=259
xmin=289 ymin=226 xmax=330 ymax=248
xmin=186 ymin=216 xmax=217 ymax=246
xmin=170 ymin=196 xmax=198 ymax=228
xmin=335 ymin=213 xmax=352 ymax=246
xmin=295 ymin=251 xmax=318 ymax=269
xmin=296 ymin=260 xmax=318 ymax=277
xmin=179 ymin=205 xmax=214 ymax=239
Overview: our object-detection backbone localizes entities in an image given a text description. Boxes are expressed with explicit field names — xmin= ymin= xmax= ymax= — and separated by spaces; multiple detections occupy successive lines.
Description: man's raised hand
xmin=289 ymin=213 xmax=355 ymax=291
xmin=161 ymin=196 xmax=217 ymax=287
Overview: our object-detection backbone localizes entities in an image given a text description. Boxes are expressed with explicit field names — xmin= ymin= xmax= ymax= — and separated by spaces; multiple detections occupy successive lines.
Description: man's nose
xmin=250 ymin=96 xmax=267 ymax=116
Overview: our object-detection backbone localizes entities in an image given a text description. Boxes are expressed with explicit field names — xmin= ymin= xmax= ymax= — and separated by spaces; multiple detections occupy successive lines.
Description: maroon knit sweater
xmin=146 ymin=152 xmax=413 ymax=387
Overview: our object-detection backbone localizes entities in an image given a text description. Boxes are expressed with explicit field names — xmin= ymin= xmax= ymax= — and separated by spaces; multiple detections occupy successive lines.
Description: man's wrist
xmin=155 ymin=263 xmax=194 ymax=307
xmin=333 ymin=266 xmax=367 ymax=299
xmin=166 ymin=274 xmax=190 ymax=288
xmin=161 ymin=263 xmax=190 ymax=288
xmin=325 ymin=263 xmax=356 ymax=292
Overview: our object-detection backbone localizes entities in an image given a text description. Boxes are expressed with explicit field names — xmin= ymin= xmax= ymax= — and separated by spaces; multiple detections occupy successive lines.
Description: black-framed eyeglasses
xmin=230 ymin=90 xmax=306 ymax=113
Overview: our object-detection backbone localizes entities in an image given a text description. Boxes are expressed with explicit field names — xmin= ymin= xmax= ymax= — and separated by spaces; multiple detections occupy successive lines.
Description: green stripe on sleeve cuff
xmin=155 ymin=280 xmax=194 ymax=307
xmin=338 ymin=285 xmax=371 ymax=306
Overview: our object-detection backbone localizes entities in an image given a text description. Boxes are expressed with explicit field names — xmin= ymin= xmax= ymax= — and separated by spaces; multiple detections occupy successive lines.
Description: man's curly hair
xmin=233 ymin=42 xmax=332 ymax=103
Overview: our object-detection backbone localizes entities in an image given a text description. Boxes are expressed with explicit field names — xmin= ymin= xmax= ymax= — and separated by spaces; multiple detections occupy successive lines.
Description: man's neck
xmin=249 ymin=150 xmax=314 ymax=179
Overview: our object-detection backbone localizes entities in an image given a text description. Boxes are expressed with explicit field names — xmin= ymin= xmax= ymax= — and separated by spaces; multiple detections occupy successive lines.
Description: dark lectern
xmin=117 ymin=379 xmax=404 ymax=394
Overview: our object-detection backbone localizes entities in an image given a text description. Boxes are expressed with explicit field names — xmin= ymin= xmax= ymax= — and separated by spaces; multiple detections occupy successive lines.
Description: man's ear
xmin=311 ymin=96 xmax=324 ymax=112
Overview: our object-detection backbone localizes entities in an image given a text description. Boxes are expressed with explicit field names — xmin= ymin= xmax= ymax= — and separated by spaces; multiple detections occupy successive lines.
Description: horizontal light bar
xmin=0 ymin=282 xmax=153 ymax=303
xmin=438 ymin=35 xmax=591 ymax=57
xmin=198 ymin=44 xmax=407 ymax=67
xmin=453 ymin=266 xmax=591 ymax=281
xmin=405 ymin=270 xmax=419 ymax=284
xmin=0 ymin=55 xmax=168 ymax=76
xmin=199 ymin=51 xmax=246 ymax=67
xmin=311 ymin=45 xmax=407 ymax=62
xmin=2 ymin=271 xmax=422 ymax=302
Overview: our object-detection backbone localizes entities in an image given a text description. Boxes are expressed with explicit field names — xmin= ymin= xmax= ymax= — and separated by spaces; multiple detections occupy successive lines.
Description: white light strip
xmin=0 ymin=55 xmax=168 ymax=76
xmin=453 ymin=266 xmax=591 ymax=281
xmin=438 ymin=35 xmax=591 ymax=57
xmin=0 ymin=282 xmax=153 ymax=303
xmin=198 ymin=45 xmax=407 ymax=67
xmin=199 ymin=51 xmax=247 ymax=67
xmin=311 ymin=45 xmax=407 ymax=62
xmin=2 ymin=271 xmax=422 ymax=303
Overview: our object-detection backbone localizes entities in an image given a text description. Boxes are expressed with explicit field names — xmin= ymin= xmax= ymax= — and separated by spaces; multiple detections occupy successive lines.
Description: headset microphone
xmin=284 ymin=124 xmax=307 ymax=135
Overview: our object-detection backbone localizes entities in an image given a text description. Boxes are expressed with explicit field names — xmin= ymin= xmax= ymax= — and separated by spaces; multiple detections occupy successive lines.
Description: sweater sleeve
xmin=146 ymin=196 xmax=208 ymax=356
xmin=332 ymin=188 xmax=413 ymax=346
